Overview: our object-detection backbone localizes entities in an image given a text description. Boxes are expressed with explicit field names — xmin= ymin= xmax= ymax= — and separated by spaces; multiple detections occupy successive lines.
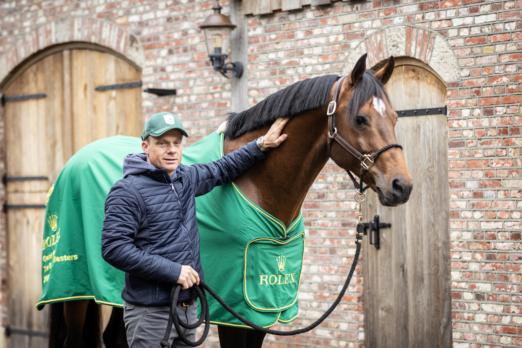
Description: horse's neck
xmin=223 ymin=110 xmax=329 ymax=226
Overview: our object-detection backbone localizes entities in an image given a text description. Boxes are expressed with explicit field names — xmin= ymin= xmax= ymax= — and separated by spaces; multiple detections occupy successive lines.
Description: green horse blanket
xmin=38 ymin=133 xmax=305 ymax=327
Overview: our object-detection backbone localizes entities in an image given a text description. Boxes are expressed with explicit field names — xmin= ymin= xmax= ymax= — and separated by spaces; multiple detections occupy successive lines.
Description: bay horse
xmin=47 ymin=53 xmax=412 ymax=347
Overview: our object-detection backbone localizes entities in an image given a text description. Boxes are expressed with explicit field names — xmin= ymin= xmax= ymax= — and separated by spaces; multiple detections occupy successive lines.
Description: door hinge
xmin=144 ymin=88 xmax=177 ymax=96
xmin=3 ymin=204 xmax=46 ymax=213
xmin=1 ymin=93 xmax=47 ymax=106
xmin=3 ymin=175 xmax=49 ymax=185
xmin=397 ymin=106 xmax=447 ymax=117
xmin=5 ymin=325 xmax=49 ymax=338
xmin=95 ymin=81 xmax=142 ymax=91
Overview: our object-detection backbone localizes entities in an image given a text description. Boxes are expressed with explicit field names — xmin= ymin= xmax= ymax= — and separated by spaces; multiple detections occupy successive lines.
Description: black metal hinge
xmin=95 ymin=82 xmax=177 ymax=97
xmin=3 ymin=175 xmax=49 ymax=185
xmin=144 ymin=88 xmax=177 ymax=97
xmin=5 ymin=325 xmax=49 ymax=338
xmin=95 ymin=81 xmax=143 ymax=91
xmin=356 ymin=215 xmax=391 ymax=250
xmin=3 ymin=204 xmax=47 ymax=213
xmin=397 ymin=106 xmax=447 ymax=118
xmin=2 ymin=176 xmax=48 ymax=211
xmin=1 ymin=93 xmax=47 ymax=106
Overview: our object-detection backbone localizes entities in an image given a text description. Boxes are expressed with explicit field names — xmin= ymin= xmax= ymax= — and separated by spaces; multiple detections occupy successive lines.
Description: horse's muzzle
xmin=377 ymin=176 xmax=413 ymax=206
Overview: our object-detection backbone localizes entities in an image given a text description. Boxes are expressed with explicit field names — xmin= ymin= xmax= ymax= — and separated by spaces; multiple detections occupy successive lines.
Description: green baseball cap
xmin=141 ymin=112 xmax=189 ymax=140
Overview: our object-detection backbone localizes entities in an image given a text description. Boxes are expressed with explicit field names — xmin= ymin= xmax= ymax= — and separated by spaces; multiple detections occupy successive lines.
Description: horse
xmin=43 ymin=53 xmax=412 ymax=348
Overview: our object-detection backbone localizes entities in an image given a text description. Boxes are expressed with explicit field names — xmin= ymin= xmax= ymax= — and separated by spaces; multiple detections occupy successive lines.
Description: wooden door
xmin=2 ymin=46 xmax=142 ymax=348
xmin=363 ymin=59 xmax=452 ymax=347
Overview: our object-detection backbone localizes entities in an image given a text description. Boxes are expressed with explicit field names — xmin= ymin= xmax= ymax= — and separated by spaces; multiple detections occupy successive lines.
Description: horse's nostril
xmin=392 ymin=178 xmax=404 ymax=193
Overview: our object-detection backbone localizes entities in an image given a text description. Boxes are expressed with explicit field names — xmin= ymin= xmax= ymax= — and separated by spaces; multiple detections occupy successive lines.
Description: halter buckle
xmin=328 ymin=127 xmax=338 ymax=139
xmin=361 ymin=155 xmax=374 ymax=171
xmin=326 ymin=101 xmax=337 ymax=116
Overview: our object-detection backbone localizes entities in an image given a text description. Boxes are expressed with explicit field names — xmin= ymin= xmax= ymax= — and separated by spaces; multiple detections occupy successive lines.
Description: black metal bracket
xmin=208 ymin=52 xmax=243 ymax=79
xmin=1 ymin=93 xmax=47 ymax=106
xmin=95 ymin=81 xmax=143 ymax=91
xmin=3 ymin=175 xmax=49 ymax=185
xmin=94 ymin=81 xmax=177 ymax=97
xmin=5 ymin=325 xmax=49 ymax=338
xmin=3 ymin=204 xmax=47 ymax=213
xmin=144 ymin=88 xmax=177 ymax=97
xmin=356 ymin=215 xmax=391 ymax=250
xmin=397 ymin=106 xmax=447 ymax=118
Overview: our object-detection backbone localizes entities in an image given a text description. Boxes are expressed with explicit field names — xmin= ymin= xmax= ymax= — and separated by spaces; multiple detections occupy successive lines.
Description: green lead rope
xmin=161 ymin=236 xmax=363 ymax=347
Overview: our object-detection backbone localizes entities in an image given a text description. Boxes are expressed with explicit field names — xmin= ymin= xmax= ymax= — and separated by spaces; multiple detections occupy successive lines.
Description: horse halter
xmin=326 ymin=75 xmax=403 ymax=193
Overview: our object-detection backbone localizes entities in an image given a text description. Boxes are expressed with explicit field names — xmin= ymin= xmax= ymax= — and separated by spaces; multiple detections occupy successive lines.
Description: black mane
xmin=224 ymin=71 xmax=389 ymax=139
xmin=224 ymin=74 xmax=339 ymax=139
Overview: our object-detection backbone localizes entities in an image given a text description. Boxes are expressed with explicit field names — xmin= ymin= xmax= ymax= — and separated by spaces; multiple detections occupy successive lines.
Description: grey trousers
xmin=123 ymin=301 xmax=198 ymax=348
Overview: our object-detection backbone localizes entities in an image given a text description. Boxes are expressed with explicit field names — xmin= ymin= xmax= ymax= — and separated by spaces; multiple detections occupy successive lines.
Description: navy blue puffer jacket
xmin=102 ymin=140 xmax=265 ymax=306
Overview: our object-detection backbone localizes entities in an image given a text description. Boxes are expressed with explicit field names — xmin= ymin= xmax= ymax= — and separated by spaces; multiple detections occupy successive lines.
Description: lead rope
xmin=161 ymin=195 xmax=367 ymax=347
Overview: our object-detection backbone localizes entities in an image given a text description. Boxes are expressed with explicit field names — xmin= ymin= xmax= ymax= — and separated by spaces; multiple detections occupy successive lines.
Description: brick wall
xmin=0 ymin=1 xmax=520 ymax=347
xmin=0 ymin=95 xmax=5 ymax=346
xmin=443 ymin=1 xmax=521 ymax=345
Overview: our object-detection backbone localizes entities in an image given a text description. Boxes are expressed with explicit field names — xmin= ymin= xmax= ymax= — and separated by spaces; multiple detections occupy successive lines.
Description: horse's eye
xmin=355 ymin=115 xmax=368 ymax=126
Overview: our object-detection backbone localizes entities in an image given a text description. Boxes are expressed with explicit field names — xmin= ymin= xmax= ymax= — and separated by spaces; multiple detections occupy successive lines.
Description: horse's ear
xmin=373 ymin=56 xmax=395 ymax=85
xmin=350 ymin=53 xmax=367 ymax=86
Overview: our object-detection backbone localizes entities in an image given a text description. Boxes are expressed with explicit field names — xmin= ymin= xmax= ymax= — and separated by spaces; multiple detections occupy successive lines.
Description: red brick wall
xmin=0 ymin=1 xmax=520 ymax=347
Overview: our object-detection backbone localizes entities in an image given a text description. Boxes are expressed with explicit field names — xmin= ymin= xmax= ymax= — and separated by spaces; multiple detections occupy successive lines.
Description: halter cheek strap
xmin=326 ymin=76 xmax=403 ymax=193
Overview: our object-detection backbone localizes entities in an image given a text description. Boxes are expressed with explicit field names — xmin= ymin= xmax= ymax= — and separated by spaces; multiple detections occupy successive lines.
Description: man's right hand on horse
xmin=257 ymin=118 xmax=289 ymax=151
xmin=178 ymin=265 xmax=200 ymax=289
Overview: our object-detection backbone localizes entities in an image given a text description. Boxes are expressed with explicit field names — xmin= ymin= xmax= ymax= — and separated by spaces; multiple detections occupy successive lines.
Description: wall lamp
xmin=199 ymin=0 xmax=243 ymax=78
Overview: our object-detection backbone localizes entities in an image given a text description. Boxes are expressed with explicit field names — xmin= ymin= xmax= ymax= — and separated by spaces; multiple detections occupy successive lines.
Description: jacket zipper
xmin=164 ymin=174 xmax=193 ymax=271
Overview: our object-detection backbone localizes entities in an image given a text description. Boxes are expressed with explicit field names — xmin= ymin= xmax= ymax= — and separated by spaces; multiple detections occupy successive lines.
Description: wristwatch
xmin=256 ymin=136 xmax=267 ymax=151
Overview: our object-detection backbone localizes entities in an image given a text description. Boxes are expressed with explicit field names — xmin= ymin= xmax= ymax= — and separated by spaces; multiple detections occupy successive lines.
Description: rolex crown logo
xmin=48 ymin=215 xmax=58 ymax=232
xmin=276 ymin=255 xmax=286 ymax=273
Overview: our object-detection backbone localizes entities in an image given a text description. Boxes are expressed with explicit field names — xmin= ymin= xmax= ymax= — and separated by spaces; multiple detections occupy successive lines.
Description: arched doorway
xmin=1 ymin=43 xmax=143 ymax=348
xmin=363 ymin=58 xmax=451 ymax=347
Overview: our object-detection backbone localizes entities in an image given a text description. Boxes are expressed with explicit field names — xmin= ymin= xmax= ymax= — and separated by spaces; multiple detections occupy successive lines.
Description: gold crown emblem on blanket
xmin=48 ymin=215 xmax=58 ymax=232
xmin=276 ymin=255 xmax=286 ymax=273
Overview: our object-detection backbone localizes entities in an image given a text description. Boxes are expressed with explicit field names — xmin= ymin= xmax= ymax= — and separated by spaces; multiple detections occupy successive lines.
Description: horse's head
xmin=328 ymin=54 xmax=412 ymax=206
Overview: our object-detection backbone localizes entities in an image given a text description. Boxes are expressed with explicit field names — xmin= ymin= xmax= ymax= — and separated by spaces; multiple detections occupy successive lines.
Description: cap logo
xmin=163 ymin=114 xmax=175 ymax=125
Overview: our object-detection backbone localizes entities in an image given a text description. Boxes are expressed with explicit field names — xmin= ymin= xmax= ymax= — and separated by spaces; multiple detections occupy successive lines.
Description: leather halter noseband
xmin=326 ymin=76 xmax=403 ymax=193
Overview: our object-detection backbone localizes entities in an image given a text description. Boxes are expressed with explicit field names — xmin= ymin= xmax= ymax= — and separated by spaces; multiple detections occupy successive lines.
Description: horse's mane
xmin=224 ymin=74 xmax=339 ymax=139
xmin=224 ymin=71 xmax=390 ymax=139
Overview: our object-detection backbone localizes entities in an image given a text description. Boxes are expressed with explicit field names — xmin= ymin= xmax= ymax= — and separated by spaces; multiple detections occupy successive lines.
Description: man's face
xmin=142 ymin=129 xmax=183 ymax=176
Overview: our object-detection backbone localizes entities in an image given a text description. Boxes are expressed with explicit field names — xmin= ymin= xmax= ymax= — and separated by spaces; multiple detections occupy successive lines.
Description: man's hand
xmin=177 ymin=265 xmax=200 ymax=290
xmin=258 ymin=118 xmax=289 ymax=151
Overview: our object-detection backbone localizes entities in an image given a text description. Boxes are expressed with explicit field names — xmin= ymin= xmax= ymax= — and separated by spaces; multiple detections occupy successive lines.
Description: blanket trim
xmin=209 ymin=310 xmax=299 ymax=329
xmin=231 ymin=184 xmax=303 ymax=239
xmin=219 ymin=133 xmax=303 ymax=238
xmin=36 ymin=295 xmax=123 ymax=309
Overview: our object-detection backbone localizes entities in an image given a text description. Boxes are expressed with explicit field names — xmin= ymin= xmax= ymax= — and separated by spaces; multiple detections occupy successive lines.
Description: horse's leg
xmin=100 ymin=305 xmax=112 ymax=333
xmin=49 ymin=303 xmax=66 ymax=348
xmin=63 ymin=300 xmax=89 ymax=348
xmin=218 ymin=325 xmax=246 ymax=347
xmin=84 ymin=301 xmax=102 ymax=347
xmin=218 ymin=326 xmax=265 ymax=348
xmin=100 ymin=305 xmax=112 ymax=348
xmin=246 ymin=329 xmax=266 ymax=347
xmin=102 ymin=307 xmax=128 ymax=348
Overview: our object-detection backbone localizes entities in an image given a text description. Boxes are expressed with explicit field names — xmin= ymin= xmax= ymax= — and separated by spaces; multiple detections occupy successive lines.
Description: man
xmin=102 ymin=112 xmax=288 ymax=347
